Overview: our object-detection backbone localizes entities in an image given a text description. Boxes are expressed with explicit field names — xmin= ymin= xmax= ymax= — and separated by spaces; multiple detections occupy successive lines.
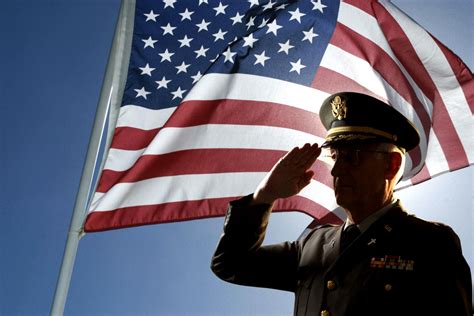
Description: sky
xmin=0 ymin=0 xmax=472 ymax=315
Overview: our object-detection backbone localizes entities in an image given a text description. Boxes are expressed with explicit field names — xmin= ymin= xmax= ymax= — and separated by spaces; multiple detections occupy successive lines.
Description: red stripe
xmin=111 ymin=99 xmax=327 ymax=151
xmin=368 ymin=1 xmax=468 ymax=170
xmin=312 ymin=66 xmax=382 ymax=100
xmin=96 ymin=148 xmax=334 ymax=193
xmin=431 ymin=35 xmax=474 ymax=114
xmin=84 ymin=195 xmax=339 ymax=232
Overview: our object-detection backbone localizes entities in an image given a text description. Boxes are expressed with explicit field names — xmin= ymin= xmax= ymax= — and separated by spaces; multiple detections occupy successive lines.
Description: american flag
xmin=84 ymin=0 xmax=473 ymax=232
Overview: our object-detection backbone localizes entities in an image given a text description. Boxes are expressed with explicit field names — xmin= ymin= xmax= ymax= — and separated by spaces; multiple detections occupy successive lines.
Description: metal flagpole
xmin=50 ymin=1 xmax=135 ymax=315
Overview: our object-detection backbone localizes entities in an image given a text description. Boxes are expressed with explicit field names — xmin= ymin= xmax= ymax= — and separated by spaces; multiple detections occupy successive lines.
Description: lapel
xmin=326 ymin=202 xmax=407 ymax=272
xmin=321 ymin=225 xmax=344 ymax=268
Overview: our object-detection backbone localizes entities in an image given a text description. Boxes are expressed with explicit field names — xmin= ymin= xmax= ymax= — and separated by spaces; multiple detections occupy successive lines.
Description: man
xmin=211 ymin=92 xmax=472 ymax=316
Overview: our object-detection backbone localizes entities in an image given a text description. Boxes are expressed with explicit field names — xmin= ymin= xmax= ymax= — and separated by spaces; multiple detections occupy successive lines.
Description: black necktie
xmin=341 ymin=224 xmax=361 ymax=251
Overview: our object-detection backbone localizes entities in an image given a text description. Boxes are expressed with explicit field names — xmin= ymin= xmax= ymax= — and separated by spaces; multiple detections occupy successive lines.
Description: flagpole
xmin=50 ymin=1 xmax=135 ymax=315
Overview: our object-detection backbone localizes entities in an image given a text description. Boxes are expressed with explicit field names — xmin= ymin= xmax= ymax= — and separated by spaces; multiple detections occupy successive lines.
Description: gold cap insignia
xmin=331 ymin=96 xmax=347 ymax=120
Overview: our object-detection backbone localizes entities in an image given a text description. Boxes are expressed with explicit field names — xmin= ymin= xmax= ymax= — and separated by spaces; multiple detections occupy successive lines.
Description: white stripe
xmin=116 ymin=105 xmax=176 ymax=130
xmin=381 ymin=0 xmax=473 ymax=163
xmin=104 ymin=124 xmax=324 ymax=172
xmin=89 ymin=172 xmax=336 ymax=213
xmin=116 ymin=73 xmax=330 ymax=130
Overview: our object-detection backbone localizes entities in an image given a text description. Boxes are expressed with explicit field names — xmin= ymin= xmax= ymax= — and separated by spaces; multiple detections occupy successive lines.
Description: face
xmin=326 ymin=144 xmax=390 ymax=212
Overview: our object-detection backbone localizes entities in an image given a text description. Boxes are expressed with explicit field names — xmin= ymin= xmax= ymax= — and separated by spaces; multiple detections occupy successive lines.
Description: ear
xmin=385 ymin=152 xmax=402 ymax=180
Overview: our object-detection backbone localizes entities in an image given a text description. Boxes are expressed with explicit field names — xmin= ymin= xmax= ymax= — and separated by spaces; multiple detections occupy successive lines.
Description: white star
xmin=144 ymin=10 xmax=159 ymax=22
xmin=194 ymin=45 xmax=209 ymax=58
xmin=258 ymin=18 xmax=269 ymax=28
xmin=243 ymin=33 xmax=259 ymax=48
xmin=213 ymin=2 xmax=228 ymax=16
xmin=311 ymin=0 xmax=327 ymax=13
xmin=134 ymin=87 xmax=151 ymax=99
xmin=196 ymin=19 xmax=211 ymax=32
xmin=199 ymin=0 xmax=208 ymax=4
xmin=178 ymin=35 xmax=193 ymax=47
xmin=222 ymin=47 xmax=237 ymax=63
xmin=266 ymin=20 xmax=282 ymax=36
xmin=191 ymin=71 xmax=203 ymax=84
xmin=276 ymin=3 xmax=288 ymax=10
xmin=248 ymin=0 xmax=259 ymax=8
xmin=161 ymin=23 xmax=176 ymax=35
xmin=246 ymin=16 xmax=256 ymax=30
xmin=288 ymin=8 xmax=306 ymax=23
xmin=139 ymin=63 xmax=155 ymax=76
xmin=159 ymin=49 xmax=174 ymax=62
xmin=155 ymin=76 xmax=171 ymax=89
xmin=171 ymin=87 xmax=187 ymax=100
xmin=302 ymin=27 xmax=318 ymax=43
xmin=179 ymin=8 xmax=194 ymax=21
xmin=278 ymin=40 xmax=294 ymax=54
xmin=254 ymin=51 xmax=270 ymax=66
xmin=163 ymin=0 xmax=176 ymax=9
xmin=262 ymin=0 xmax=276 ymax=11
xmin=210 ymin=54 xmax=219 ymax=63
xmin=290 ymin=59 xmax=306 ymax=74
xmin=142 ymin=36 xmax=157 ymax=49
xmin=212 ymin=28 xmax=227 ymax=42
xmin=175 ymin=61 xmax=191 ymax=74
xmin=230 ymin=12 xmax=245 ymax=25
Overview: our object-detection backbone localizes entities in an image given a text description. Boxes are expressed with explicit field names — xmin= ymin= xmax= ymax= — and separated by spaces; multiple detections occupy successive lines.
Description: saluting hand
xmin=252 ymin=143 xmax=321 ymax=205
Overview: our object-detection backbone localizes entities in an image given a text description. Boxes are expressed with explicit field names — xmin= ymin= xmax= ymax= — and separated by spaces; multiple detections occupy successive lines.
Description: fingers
xmin=286 ymin=143 xmax=320 ymax=168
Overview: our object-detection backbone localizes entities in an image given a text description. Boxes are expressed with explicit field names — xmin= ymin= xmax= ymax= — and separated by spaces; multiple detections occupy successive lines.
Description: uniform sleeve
xmin=211 ymin=194 xmax=300 ymax=292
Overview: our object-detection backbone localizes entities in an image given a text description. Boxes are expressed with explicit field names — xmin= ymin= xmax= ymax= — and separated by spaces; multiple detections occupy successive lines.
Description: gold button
xmin=384 ymin=283 xmax=392 ymax=291
xmin=321 ymin=310 xmax=330 ymax=316
xmin=326 ymin=280 xmax=336 ymax=290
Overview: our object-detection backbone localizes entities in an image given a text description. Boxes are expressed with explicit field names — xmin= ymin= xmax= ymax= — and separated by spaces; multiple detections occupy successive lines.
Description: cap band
xmin=327 ymin=126 xmax=397 ymax=142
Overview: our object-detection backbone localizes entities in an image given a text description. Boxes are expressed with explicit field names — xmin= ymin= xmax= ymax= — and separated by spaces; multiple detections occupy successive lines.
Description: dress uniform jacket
xmin=211 ymin=195 xmax=472 ymax=316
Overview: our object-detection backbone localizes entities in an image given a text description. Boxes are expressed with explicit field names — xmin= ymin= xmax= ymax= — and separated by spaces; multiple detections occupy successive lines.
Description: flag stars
xmin=266 ymin=20 xmax=282 ymax=36
xmin=198 ymin=0 xmax=208 ymax=5
xmin=246 ymin=16 xmax=256 ymax=30
xmin=222 ymin=47 xmax=237 ymax=63
xmin=175 ymin=61 xmax=191 ymax=74
xmin=289 ymin=8 xmax=306 ymax=23
xmin=144 ymin=10 xmax=159 ymax=22
xmin=213 ymin=2 xmax=228 ymax=16
xmin=179 ymin=9 xmax=194 ymax=21
xmin=155 ymin=76 xmax=171 ymax=89
xmin=311 ymin=0 xmax=327 ymax=13
xmin=163 ymin=0 xmax=176 ymax=9
xmin=134 ymin=87 xmax=151 ymax=99
xmin=139 ymin=63 xmax=155 ymax=76
xmin=254 ymin=51 xmax=270 ymax=66
xmin=212 ymin=29 xmax=227 ymax=42
xmin=194 ymin=45 xmax=209 ymax=58
xmin=278 ymin=40 xmax=294 ymax=54
xmin=290 ymin=59 xmax=306 ymax=74
xmin=171 ymin=87 xmax=186 ymax=100
xmin=302 ymin=27 xmax=318 ymax=43
xmin=159 ymin=49 xmax=174 ymax=62
xmin=258 ymin=18 xmax=269 ymax=28
xmin=191 ymin=71 xmax=203 ymax=84
xmin=142 ymin=36 xmax=157 ymax=49
xmin=178 ymin=35 xmax=193 ymax=47
xmin=230 ymin=12 xmax=245 ymax=25
xmin=196 ymin=19 xmax=211 ymax=32
xmin=248 ymin=0 xmax=259 ymax=8
xmin=243 ymin=33 xmax=259 ymax=48
xmin=262 ymin=0 xmax=276 ymax=11
xmin=161 ymin=23 xmax=176 ymax=36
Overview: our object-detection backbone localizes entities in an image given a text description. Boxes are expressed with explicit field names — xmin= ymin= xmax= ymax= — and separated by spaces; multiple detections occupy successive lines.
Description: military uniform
xmin=211 ymin=195 xmax=472 ymax=315
xmin=211 ymin=92 xmax=472 ymax=315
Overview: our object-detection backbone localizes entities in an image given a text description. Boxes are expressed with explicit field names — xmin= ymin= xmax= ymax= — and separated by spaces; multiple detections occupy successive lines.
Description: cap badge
xmin=331 ymin=96 xmax=347 ymax=120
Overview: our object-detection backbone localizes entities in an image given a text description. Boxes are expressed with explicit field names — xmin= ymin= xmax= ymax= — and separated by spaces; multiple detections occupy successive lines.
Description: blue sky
xmin=1 ymin=0 xmax=472 ymax=315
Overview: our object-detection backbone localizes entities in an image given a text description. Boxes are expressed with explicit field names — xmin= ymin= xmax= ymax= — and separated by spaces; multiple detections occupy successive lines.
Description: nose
xmin=330 ymin=155 xmax=346 ymax=178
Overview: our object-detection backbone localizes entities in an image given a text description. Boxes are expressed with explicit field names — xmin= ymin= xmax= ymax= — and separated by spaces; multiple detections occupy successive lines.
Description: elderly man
xmin=211 ymin=92 xmax=472 ymax=316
